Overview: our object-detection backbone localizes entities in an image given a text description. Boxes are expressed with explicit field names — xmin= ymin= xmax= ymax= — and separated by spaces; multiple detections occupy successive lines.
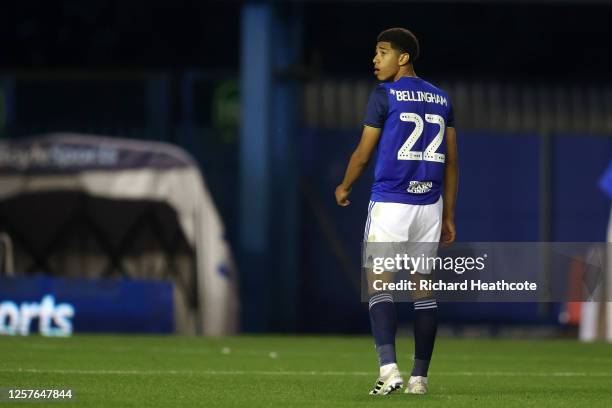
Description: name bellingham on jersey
xmin=363 ymin=77 xmax=455 ymax=205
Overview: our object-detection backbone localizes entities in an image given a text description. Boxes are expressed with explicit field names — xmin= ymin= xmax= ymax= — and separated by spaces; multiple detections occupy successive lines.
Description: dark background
xmin=2 ymin=1 xmax=611 ymax=80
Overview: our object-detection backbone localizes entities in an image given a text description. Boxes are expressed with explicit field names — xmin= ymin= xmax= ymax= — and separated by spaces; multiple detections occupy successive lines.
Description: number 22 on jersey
xmin=397 ymin=112 xmax=445 ymax=163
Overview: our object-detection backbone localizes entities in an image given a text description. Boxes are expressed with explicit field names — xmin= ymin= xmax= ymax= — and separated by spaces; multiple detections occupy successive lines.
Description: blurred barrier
xmin=304 ymin=80 xmax=612 ymax=134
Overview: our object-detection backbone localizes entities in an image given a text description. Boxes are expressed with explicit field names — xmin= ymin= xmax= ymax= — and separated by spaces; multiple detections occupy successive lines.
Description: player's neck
xmin=393 ymin=65 xmax=418 ymax=81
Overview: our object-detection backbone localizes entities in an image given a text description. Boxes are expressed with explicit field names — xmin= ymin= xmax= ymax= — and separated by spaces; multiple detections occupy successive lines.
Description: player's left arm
xmin=335 ymin=125 xmax=381 ymax=206
xmin=441 ymin=126 xmax=458 ymax=244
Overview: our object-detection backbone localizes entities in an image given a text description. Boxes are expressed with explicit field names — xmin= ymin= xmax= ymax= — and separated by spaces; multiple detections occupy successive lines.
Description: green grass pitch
xmin=0 ymin=335 xmax=611 ymax=407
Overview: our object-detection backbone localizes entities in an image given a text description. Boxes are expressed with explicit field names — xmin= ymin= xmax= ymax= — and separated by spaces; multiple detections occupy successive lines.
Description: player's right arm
xmin=335 ymin=125 xmax=381 ymax=206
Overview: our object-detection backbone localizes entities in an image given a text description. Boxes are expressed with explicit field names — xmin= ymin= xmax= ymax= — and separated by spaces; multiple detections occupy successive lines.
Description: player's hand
xmin=335 ymin=185 xmax=351 ymax=206
xmin=441 ymin=218 xmax=456 ymax=246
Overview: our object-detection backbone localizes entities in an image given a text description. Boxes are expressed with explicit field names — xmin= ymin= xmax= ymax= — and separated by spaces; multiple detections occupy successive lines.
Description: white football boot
xmin=369 ymin=364 xmax=403 ymax=395
xmin=405 ymin=375 xmax=428 ymax=394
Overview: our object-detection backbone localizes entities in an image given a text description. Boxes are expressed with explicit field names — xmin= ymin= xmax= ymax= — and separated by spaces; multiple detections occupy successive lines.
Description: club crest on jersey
xmin=407 ymin=181 xmax=433 ymax=194
xmin=390 ymin=89 xmax=448 ymax=106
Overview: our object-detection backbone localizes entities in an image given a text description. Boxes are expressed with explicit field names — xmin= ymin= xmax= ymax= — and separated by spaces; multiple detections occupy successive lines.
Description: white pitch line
xmin=0 ymin=368 xmax=611 ymax=377
xmin=14 ymin=344 xmax=612 ymax=364
xmin=439 ymin=371 xmax=612 ymax=377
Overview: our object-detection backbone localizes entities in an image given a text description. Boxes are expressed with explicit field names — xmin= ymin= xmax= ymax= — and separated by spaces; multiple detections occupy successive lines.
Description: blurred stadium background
xmin=0 ymin=0 xmax=611 ymax=340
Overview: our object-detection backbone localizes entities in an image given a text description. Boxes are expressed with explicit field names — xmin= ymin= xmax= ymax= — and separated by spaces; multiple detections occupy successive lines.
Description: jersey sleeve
xmin=363 ymin=85 xmax=388 ymax=128
xmin=447 ymin=97 xmax=455 ymax=127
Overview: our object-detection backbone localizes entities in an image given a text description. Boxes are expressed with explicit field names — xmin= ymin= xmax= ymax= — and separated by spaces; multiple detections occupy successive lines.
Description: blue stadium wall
xmin=298 ymin=130 xmax=612 ymax=333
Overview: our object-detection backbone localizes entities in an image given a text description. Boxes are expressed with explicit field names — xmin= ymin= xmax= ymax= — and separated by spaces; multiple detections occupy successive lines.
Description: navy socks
xmin=369 ymin=294 xmax=397 ymax=366
xmin=369 ymin=296 xmax=438 ymax=375
xmin=412 ymin=300 xmax=438 ymax=377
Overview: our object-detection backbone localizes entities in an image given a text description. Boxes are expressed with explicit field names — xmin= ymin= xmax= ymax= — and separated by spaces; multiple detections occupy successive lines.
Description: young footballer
xmin=335 ymin=28 xmax=458 ymax=395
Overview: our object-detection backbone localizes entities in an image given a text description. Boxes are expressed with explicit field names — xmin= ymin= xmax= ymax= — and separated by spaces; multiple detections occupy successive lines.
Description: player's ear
xmin=398 ymin=52 xmax=410 ymax=66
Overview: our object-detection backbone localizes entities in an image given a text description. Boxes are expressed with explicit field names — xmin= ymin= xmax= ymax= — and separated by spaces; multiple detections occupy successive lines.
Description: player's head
xmin=373 ymin=28 xmax=420 ymax=81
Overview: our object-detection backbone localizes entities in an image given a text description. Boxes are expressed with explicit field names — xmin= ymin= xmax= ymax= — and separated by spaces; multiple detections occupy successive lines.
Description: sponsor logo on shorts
xmin=407 ymin=181 xmax=432 ymax=194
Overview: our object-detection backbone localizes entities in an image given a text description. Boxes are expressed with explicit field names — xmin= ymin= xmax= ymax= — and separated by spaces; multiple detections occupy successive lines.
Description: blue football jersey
xmin=363 ymin=76 xmax=455 ymax=205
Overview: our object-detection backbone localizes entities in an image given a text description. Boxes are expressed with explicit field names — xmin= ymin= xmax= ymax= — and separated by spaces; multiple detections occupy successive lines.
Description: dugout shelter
xmin=0 ymin=133 xmax=238 ymax=335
